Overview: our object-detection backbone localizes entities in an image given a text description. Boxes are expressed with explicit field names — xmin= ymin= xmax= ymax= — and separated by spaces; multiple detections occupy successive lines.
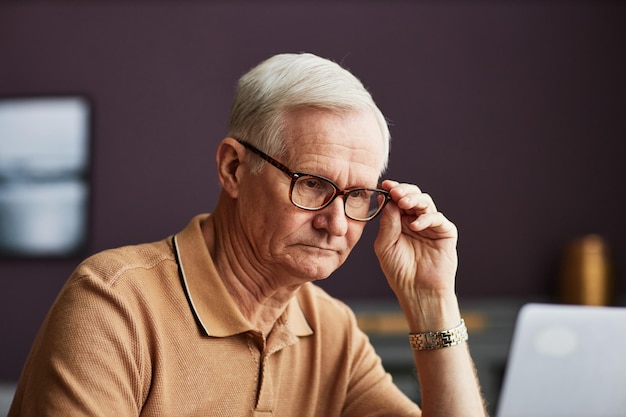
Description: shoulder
xmin=50 ymin=236 xmax=182 ymax=333
xmin=71 ymin=237 xmax=177 ymax=289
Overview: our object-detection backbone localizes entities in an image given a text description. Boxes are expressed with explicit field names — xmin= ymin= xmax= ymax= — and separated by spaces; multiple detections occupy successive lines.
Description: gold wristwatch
xmin=409 ymin=319 xmax=468 ymax=351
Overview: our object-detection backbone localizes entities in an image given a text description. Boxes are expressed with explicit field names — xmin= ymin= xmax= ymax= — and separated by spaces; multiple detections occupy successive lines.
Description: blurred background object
xmin=0 ymin=97 xmax=90 ymax=257
xmin=560 ymin=234 xmax=614 ymax=306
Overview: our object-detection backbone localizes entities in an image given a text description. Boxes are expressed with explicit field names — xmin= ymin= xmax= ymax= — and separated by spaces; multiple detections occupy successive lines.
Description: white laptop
xmin=496 ymin=303 xmax=626 ymax=417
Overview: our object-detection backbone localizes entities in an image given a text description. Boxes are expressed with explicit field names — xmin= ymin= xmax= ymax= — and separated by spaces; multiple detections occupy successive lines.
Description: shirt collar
xmin=173 ymin=214 xmax=313 ymax=338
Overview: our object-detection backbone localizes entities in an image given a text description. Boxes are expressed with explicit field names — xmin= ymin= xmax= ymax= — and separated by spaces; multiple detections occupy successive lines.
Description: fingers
xmin=406 ymin=211 xmax=457 ymax=238
xmin=382 ymin=179 xmax=437 ymax=214
xmin=381 ymin=179 xmax=456 ymax=237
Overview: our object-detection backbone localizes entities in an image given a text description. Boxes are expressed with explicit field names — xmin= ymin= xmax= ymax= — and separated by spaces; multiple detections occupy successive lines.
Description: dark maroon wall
xmin=1 ymin=1 xmax=625 ymax=380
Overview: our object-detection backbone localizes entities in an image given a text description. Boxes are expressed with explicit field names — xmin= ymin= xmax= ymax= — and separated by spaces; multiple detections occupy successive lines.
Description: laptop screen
xmin=496 ymin=303 xmax=626 ymax=417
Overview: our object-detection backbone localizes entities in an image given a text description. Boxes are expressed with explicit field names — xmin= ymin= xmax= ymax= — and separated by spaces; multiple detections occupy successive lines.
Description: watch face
xmin=425 ymin=333 xmax=439 ymax=346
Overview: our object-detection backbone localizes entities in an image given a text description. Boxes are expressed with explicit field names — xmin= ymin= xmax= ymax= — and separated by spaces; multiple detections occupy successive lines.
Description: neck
xmin=203 ymin=196 xmax=302 ymax=335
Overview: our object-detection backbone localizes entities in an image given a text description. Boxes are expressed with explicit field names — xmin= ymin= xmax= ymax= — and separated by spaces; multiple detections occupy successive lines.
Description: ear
xmin=215 ymin=137 xmax=246 ymax=199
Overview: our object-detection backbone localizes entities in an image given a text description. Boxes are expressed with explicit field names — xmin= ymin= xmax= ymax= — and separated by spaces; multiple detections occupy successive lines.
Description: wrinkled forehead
xmin=281 ymin=107 xmax=387 ymax=176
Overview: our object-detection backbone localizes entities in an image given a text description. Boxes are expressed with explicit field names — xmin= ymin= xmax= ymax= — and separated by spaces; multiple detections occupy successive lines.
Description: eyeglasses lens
xmin=292 ymin=175 xmax=386 ymax=221
xmin=291 ymin=176 xmax=335 ymax=208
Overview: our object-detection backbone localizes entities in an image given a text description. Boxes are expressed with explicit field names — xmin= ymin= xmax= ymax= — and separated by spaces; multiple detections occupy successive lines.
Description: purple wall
xmin=1 ymin=1 xmax=625 ymax=380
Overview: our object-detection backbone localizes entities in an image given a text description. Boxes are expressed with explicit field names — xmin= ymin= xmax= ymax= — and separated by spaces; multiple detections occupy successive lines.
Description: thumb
xmin=374 ymin=200 xmax=401 ymax=256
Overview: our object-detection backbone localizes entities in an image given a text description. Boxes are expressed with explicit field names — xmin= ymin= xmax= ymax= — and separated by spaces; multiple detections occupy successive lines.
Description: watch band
xmin=409 ymin=319 xmax=468 ymax=351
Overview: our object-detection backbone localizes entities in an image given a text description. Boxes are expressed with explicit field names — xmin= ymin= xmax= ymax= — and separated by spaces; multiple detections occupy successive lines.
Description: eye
xmin=348 ymin=189 xmax=370 ymax=200
xmin=302 ymin=178 xmax=324 ymax=190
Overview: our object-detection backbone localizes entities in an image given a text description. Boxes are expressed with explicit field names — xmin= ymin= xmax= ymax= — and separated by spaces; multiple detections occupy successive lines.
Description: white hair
xmin=227 ymin=52 xmax=390 ymax=173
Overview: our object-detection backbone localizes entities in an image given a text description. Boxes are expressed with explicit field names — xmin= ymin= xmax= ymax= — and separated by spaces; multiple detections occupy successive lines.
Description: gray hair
xmin=227 ymin=52 xmax=390 ymax=173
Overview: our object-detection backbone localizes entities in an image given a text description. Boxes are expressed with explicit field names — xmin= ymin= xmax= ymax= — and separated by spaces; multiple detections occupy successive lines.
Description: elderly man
xmin=9 ymin=53 xmax=486 ymax=416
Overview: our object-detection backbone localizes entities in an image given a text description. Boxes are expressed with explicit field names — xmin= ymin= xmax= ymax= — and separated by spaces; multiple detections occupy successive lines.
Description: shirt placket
xmin=252 ymin=321 xmax=300 ymax=416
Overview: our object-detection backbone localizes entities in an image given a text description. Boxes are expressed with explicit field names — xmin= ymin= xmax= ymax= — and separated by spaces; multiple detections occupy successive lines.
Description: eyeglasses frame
xmin=236 ymin=139 xmax=391 ymax=222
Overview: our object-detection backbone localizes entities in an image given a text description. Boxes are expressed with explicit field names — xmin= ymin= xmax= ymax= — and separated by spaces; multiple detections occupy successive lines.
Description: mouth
xmin=299 ymin=244 xmax=341 ymax=254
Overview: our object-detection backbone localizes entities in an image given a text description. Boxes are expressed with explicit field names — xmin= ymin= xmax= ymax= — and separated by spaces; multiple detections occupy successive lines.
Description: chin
xmin=294 ymin=258 xmax=344 ymax=282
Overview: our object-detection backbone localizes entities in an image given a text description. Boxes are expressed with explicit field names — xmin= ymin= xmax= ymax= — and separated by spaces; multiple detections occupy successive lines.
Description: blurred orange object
xmin=560 ymin=234 xmax=614 ymax=306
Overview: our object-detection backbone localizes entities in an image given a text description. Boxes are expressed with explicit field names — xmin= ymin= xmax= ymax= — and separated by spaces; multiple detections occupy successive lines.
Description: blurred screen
xmin=0 ymin=96 xmax=90 ymax=257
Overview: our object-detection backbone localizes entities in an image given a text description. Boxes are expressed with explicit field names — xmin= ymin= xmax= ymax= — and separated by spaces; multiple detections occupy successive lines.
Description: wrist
xmin=409 ymin=318 xmax=468 ymax=350
xmin=398 ymin=291 xmax=461 ymax=333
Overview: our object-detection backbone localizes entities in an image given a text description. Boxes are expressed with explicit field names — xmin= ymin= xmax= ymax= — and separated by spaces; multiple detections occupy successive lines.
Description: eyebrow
xmin=238 ymin=138 xmax=381 ymax=190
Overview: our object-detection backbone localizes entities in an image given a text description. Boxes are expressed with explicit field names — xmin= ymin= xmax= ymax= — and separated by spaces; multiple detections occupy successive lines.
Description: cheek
xmin=243 ymin=196 xmax=302 ymax=247
xmin=238 ymin=176 xmax=287 ymax=222
xmin=248 ymin=206 xmax=291 ymax=241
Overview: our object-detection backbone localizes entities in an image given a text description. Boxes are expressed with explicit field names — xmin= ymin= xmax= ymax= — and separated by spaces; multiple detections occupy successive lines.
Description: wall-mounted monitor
xmin=0 ymin=96 xmax=91 ymax=258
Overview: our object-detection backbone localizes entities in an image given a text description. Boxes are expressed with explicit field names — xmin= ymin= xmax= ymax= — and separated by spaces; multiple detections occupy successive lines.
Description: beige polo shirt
xmin=9 ymin=214 xmax=420 ymax=416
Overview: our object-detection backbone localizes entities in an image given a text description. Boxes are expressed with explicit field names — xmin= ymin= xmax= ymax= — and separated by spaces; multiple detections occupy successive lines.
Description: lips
xmin=299 ymin=244 xmax=342 ymax=253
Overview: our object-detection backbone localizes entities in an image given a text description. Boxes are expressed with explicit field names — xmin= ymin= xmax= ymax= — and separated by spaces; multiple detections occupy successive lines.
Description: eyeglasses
xmin=237 ymin=139 xmax=391 ymax=222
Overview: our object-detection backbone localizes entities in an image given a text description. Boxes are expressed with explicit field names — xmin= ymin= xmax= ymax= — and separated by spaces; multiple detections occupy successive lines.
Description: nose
xmin=312 ymin=196 xmax=349 ymax=236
